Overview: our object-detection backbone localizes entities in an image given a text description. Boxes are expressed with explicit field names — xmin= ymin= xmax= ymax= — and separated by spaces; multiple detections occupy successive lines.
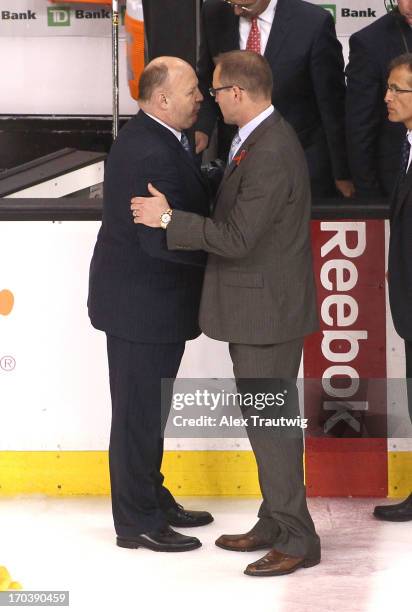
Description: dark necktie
xmin=400 ymin=134 xmax=411 ymax=176
xmin=180 ymin=133 xmax=192 ymax=156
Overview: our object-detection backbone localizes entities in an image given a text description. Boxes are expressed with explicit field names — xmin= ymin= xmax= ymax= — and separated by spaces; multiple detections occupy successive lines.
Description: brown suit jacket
xmin=167 ymin=111 xmax=319 ymax=345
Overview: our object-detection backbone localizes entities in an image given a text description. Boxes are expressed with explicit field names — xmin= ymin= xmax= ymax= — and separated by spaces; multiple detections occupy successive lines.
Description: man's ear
xmin=155 ymin=91 xmax=168 ymax=110
xmin=233 ymin=85 xmax=243 ymax=101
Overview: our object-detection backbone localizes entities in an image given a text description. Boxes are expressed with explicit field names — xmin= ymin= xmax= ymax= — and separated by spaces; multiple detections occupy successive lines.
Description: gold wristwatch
xmin=160 ymin=208 xmax=173 ymax=229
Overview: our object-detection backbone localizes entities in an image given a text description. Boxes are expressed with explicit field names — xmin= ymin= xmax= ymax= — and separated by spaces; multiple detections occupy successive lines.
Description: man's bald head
xmin=139 ymin=56 xmax=193 ymax=103
xmin=138 ymin=56 xmax=203 ymax=132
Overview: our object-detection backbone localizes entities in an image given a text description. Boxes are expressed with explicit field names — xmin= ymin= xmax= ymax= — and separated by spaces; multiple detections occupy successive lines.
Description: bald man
xmin=88 ymin=57 xmax=213 ymax=552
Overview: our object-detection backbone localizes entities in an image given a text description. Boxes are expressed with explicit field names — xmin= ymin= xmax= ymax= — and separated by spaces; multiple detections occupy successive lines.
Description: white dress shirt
xmin=231 ymin=105 xmax=275 ymax=160
xmin=239 ymin=0 xmax=277 ymax=54
xmin=144 ymin=110 xmax=182 ymax=142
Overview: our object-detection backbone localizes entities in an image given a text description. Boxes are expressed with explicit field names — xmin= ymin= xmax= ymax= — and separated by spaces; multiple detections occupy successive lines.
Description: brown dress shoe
xmin=215 ymin=532 xmax=274 ymax=552
xmin=244 ymin=548 xmax=320 ymax=577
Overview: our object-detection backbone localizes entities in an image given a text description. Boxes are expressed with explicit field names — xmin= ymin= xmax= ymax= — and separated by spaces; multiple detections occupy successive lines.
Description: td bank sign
xmin=47 ymin=6 xmax=126 ymax=27
xmin=320 ymin=5 xmax=378 ymax=21
xmin=47 ymin=7 xmax=71 ymax=27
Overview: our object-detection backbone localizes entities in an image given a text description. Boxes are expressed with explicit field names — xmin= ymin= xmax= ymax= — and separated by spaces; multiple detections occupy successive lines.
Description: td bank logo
xmin=321 ymin=4 xmax=336 ymax=22
xmin=47 ymin=7 xmax=71 ymax=27
xmin=0 ymin=289 xmax=14 ymax=317
xmin=47 ymin=6 xmax=126 ymax=26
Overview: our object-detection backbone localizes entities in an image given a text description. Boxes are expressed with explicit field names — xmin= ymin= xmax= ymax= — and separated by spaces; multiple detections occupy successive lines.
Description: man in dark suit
xmin=195 ymin=0 xmax=353 ymax=198
xmin=88 ymin=57 xmax=213 ymax=551
xmin=374 ymin=53 xmax=412 ymax=521
xmin=132 ymin=51 xmax=321 ymax=576
xmin=346 ymin=1 xmax=412 ymax=198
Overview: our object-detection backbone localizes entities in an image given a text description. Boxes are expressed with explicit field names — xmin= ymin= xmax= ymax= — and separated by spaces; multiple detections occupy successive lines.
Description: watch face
xmin=161 ymin=212 xmax=171 ymax=223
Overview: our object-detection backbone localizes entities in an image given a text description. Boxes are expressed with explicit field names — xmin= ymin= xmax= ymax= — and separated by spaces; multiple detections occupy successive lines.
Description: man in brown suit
xmin=131 ymin=50 xmax=320 ymax=576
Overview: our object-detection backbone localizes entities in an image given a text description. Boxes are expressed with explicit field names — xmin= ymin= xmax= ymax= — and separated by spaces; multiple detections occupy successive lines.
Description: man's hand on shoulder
xmin=131 ymin=183 xmax=170 ymax=228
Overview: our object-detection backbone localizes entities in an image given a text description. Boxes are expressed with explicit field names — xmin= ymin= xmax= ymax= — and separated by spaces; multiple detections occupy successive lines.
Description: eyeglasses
xmin=221 ymin=0 xmax=253 ymax=12
xmin=387 ymin=84 xmax=412 ymax=95
xmin=209 ymin=85 xmax=245 ymax=97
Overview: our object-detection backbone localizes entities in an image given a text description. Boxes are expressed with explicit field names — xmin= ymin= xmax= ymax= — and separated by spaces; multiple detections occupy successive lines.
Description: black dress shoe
xmin=374 ymin=493 xmax=412 ymax=522
xmin=164 ymin=504 xmax=214 ymax=528
xmin=116 ymin=526 xmax=202 ymax=552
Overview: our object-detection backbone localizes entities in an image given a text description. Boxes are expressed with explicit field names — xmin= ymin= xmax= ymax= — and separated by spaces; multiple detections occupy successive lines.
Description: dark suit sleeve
xmin=345 ymin=33 xmax=384 ymax=197
xmin=309 ymin=13 xmax=350 ymax=180
xmin=134 ymin=153 xmax=205 ymax=267
xmin=166 ymin=149 xmax=290 ymax=259
xmin=195 ymin=5 xmax=220 ymax=138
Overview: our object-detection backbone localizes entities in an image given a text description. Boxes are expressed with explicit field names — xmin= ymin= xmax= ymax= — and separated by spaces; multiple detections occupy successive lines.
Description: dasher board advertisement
xmin=313 ymin=0 xmax=388 ymax=36
xmin=0 ymin=1 xmax=389 ymax=39
xmin=0 ymin=0 xmax=132 ymax=37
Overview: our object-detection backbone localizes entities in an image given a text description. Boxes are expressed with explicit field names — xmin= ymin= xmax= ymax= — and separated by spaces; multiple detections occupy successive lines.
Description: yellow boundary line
xmin=0 ymin=451 xmax=410 ymax=497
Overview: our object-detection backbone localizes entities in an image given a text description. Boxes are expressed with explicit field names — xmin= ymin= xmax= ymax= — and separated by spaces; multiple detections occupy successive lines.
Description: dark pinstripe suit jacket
xmin=88 ymin=111 xmax=209 ymax=343
xmin=167 ymin=111 xmax=319 ymax=345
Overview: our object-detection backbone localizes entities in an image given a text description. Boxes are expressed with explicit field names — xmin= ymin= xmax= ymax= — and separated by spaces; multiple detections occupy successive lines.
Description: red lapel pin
xmin=233 ymin=149 xmax=248 ymax=166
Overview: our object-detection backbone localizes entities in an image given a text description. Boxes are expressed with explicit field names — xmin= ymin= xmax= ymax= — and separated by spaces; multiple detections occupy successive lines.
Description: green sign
xmin=320 ymin=4 xmax=336 ymax=22
xmin=47 ymin=7 xmax=71 ymax=27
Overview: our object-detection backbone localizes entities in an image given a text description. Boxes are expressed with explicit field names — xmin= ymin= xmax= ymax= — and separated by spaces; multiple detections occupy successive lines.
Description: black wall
xmin=0 ymin=116 xmax=130 ymax=172
xmin=143 ymin=0 xmax=201 ymax=66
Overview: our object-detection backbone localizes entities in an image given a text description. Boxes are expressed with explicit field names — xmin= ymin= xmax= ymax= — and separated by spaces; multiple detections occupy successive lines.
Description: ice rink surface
xmin=0 ymin=496 xmax=411 ymax=612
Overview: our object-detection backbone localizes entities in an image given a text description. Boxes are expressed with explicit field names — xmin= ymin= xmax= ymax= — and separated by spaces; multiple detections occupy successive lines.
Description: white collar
xmin=255 ymin=0 xmax=277 ymax=24
xmin=238 ymin=105 xmax=274 ymax=144
xmin=143 ymin=111 xmax=182 ymax=141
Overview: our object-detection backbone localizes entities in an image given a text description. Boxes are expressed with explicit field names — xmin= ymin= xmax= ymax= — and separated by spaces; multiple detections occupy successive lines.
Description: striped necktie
xmin=180 ymin=133 xmax=191 ymax=155
xmin=228 ymin=132 xmax=241 ymax=165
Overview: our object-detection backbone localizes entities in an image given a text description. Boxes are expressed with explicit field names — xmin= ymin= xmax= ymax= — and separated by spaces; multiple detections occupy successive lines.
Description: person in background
xmin=346 ymin=0 xmax=412 ymax=198
xmin=195 ymin=0 xmax=354 ymax=198
xmin=374 ymin=53 xmax=412 ymax=521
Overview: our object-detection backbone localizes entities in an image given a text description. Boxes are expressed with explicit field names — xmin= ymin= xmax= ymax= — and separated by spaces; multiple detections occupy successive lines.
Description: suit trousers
xmin=228 ymin=338 xmax=321 ymax=560
xmin=106 ymin=335 xmax=185 ymax=537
